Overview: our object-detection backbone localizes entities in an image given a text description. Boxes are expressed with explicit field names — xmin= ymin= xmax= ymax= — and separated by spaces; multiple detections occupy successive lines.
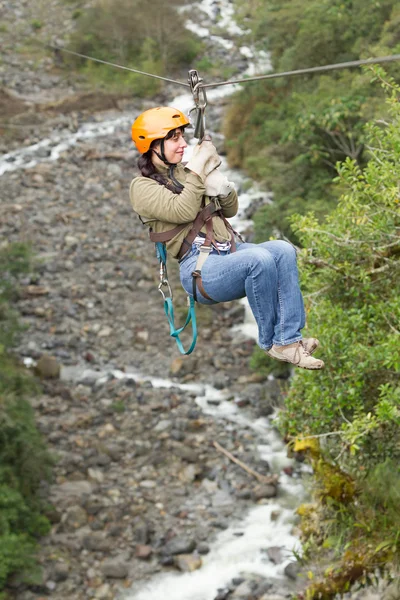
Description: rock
xmin=83 ymin=532 xmax=113 ymax=553
xmin=35 ymin=354 xmax=60 ymax=379
xmin=235 ymin=488 xmax=251 ymax=499
xmin=383 ymin=580 xmax=400 ymax=600
xmin=214 ymin=589 xmax=231 ymax=600
xmin=284 ymin=561 xmax=302 ymax=580
xmin=253 ymin=484 xmax=277 ymax=500
xmin=197 ymin=542 xmax=210 ymax=555
xmin=169 ymin=356 xmax=197 ymax=377
xmin=101 ymin=558 xmax=129 ymax=579
xmin=162 ymin=537 xmax=196 ymax=555
xmin=64 ymin=235 xmax=79 ymax=247
xmin=95 ymin=584 xmax=112 ymax=599
xmin=231 ymin=580 xmax=254 ymax=598
xmin=51 ymin=480 xmax=93 ymax=504
xmin=88 ymin=468 xmax=105 ymax=483
xmin=266 ymin=546 xmax=283 ymax=564
xmin=53 ymin=562 xmax=69 ymax=582
xmin=97 ymin=326 xmax=112 ymax=338
xmin=212 ymin=489 xmax=234 ymax=507
xmin=154 ymin=419 xmax=172 ymax=432
xmin=202 ymin=478 xmax=218 ymax=494
xmin=62 ymin=505 xmax=88 ymax=529
xmin=175 ymin=554 xmax=202 ymax=572
xmin=139 ymin=480 xmax=156 ymax=488
xmin=179 ymin=463 xmax=201 ymax=483
xmin=135 ymin=545 xmax=153 ymax=559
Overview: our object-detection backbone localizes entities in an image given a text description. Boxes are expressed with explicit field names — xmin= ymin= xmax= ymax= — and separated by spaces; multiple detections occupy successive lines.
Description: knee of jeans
xmin=249 ymin=250 xmax=275 ymax=274
xmin=277 ymin=240 xmax=297 ymax=261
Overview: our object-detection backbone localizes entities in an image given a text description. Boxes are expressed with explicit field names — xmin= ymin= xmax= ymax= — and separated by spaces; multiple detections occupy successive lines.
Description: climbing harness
xmin=155 ymin=241 xmax=198 ymax=355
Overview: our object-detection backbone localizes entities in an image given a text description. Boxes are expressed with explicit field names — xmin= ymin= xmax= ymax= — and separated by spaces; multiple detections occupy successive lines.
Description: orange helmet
xmin=132 ymin=107 xmax=190 ymax=153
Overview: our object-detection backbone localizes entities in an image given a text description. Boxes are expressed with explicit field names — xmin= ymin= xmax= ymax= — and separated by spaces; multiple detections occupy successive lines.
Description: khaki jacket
xmin=129 ymin=163 xmax=239 ymax=259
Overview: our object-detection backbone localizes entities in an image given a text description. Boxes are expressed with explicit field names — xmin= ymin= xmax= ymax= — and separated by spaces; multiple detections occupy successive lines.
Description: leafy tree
xmin=278 ymin=71 xmax=400 ymax=598
xmin=67 ymin=0 xmax=202 ymax=93
xmin=0 ymin=245 xmax=52 ymax=592
xmin=226 ymin=0 xmax=400 ymax=243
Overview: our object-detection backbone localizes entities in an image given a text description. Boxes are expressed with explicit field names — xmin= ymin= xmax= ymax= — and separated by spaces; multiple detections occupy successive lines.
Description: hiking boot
xmin=267 ymin=341 xmax=324 ymax=370
xmin=302 ymin=337 xmax=319 ymax=355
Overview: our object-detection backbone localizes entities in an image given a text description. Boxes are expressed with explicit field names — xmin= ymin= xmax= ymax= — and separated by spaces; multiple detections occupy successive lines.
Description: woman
xmin=130 ymin=106 xmax=324 ymax=370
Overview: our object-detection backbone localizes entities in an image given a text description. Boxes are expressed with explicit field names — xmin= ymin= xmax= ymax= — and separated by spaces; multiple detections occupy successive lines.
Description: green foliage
xmin=30 ymin=20 xmax=42 ymax=30
xmin=0 ymin=244 xmax=52 ymax=591
xmin=277 ymin=76 xmax=400 ymax=597
xmin=67 ymin=0 xmax=203 ymax=93
xmin=226 ymin=0 xmax=400 ymax=242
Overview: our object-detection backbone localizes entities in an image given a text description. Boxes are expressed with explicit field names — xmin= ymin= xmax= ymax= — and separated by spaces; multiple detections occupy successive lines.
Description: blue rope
xmin=163 ymin=296 xmax=197 ymax=355
xmin=155 ymin=242 xmax=198 ymax=355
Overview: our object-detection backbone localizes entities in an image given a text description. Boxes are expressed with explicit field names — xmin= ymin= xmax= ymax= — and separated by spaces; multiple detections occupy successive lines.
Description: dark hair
xmin=137 ymin=128 xmax=184 ymax=194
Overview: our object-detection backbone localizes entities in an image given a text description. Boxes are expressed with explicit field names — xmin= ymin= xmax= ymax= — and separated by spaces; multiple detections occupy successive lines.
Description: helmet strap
xmin=152 ymin=139 xmax=184 ymax=192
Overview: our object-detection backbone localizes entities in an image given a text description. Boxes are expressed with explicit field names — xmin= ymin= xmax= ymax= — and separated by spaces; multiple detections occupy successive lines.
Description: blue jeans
xmin=179 ymin=241 xmax=306 ymax=350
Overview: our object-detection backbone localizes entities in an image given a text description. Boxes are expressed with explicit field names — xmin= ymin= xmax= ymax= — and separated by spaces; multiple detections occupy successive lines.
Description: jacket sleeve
xmin=219 ymin=189 xmax=239 ymax=218
xmin=130 ymin=173 xmax=206 ymax=224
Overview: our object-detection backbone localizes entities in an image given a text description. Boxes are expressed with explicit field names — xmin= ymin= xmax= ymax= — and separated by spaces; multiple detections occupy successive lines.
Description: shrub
xmin=279 ymin=70 xmax=400 ymax=598
xmin=67 ymin=0 xmax=203 ymax=93
xmin=0 ymin=244 xmax=52 ymax=591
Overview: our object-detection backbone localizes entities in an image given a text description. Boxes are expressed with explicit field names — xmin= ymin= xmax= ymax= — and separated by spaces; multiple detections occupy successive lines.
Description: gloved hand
xmin=185 ymin=139 xmax=221 ymax=182
xmin=204 ymin=168 xmax=235 ymax=197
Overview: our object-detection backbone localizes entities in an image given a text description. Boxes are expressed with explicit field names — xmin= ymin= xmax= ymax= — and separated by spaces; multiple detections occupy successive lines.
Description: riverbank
xmin=1 ymin=95 xmax=311 ymax=600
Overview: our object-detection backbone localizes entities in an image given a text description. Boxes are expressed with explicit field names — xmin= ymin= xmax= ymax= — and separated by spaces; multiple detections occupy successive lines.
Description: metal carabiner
xmin=188 ymin=69 xmax=208 ymax=141
xmin=158 ymin=280 xmax=173 ymax=301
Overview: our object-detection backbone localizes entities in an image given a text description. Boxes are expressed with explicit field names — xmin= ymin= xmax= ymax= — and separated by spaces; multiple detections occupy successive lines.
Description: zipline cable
xmin=48 ymin=44 xmax=400 ymax=90
xmin=202 ymin=54 xmax=400 ymax=88
xmin=47 ymin=45 xmax=190 ymax=88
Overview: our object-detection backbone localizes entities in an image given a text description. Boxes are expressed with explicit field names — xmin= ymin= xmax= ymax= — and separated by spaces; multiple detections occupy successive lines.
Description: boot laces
xmin=294 ymin=341 xmax=311 ymax=364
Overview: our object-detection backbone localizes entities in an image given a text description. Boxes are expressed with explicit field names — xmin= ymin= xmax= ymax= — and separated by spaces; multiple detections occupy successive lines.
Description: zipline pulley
xmin=188 ymin=69 xmax=207 ymax=140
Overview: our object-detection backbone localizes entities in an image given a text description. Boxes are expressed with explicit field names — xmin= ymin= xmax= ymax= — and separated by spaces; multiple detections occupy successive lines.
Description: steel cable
xmin=202 ymin=54 xmax=400 ymax=88
xmin=47 ymin=45 xmax=190 ymax=88
xmin=48 ymin=45 xmax=400 ymax=91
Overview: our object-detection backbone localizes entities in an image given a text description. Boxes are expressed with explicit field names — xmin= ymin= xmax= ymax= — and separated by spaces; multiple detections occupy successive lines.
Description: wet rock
xmin=161 ymin=537 xmax=196 ymax=555
xmin=231 ymin=580 xmax=254 ymax=598
xmin=175 ymin=554 xmax=202 ymax=572
xmin=266 ymin=546 xmax=283 ymax=564
xmin=214 ymin=589 xmax=232 ymax=600
xmin=197 ymin=542 xmax=210 ymax=555
xmin=252 ymin=484 xmax=278 ymax=500
xmin=284 ymin=561 xmax=302 ymax=580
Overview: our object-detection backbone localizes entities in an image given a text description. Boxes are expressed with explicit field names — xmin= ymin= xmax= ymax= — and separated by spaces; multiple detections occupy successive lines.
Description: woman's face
xmin=156 ymin=128 xmax=187 ymax=164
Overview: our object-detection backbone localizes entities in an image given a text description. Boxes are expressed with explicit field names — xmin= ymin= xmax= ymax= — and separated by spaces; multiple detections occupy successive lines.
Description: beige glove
xmin=204 ymin=168 xmax=235 ymax=197
xmin=185 ymin=140 xmax=221 ymax=182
